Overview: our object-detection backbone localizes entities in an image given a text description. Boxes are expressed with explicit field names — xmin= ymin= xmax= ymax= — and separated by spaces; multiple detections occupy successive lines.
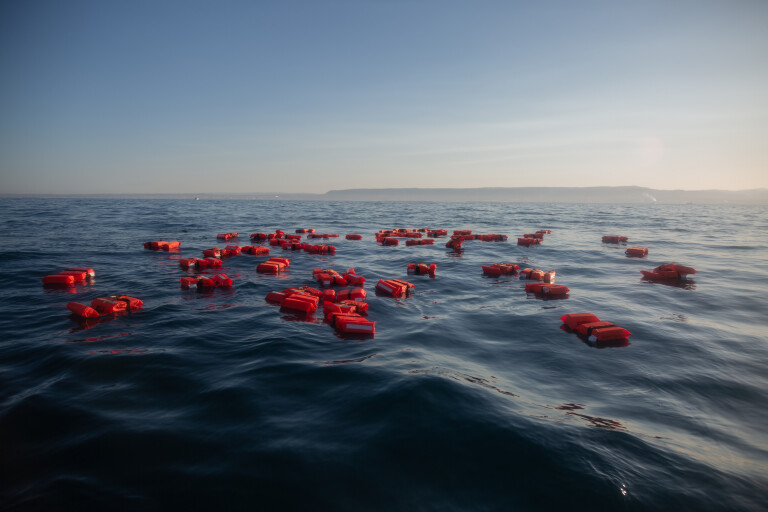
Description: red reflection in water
xmin=526 ymin=293 xmax=570 ymax=301
xmin=280 ymin=311 xmax=323 ymax=324
xmin=68 ymin=315 xmax=117 ymax=332
xmin=43 ymin=285 xmax=81 ymax=295
xmin=201 ymin=303 xmax=236 ymax=311
xmin=641 ymin=278 xmax=696 ymax=290
xmin=65 ymin=332 xmax=132 ymax=343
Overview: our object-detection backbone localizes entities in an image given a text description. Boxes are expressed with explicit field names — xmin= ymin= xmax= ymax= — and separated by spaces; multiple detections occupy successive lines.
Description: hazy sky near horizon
xmin=1 ymin=0 xmax=766 ymax=194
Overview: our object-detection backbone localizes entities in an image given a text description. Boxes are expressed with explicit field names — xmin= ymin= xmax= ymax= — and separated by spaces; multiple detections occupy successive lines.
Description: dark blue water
xmin=1 ymin=198 xmax=767 ymax=511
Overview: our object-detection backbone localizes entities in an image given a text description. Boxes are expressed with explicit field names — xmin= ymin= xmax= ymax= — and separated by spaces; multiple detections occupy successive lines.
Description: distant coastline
xmin=3 ymin=186 xmax=767 ymax=204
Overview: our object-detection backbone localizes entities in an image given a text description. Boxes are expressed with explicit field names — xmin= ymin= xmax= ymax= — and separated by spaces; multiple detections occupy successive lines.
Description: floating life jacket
xmin=323 ymin=301 xmax=358 ymax=316
xmin=66 ymin=302 xmax=101 ymax=318
xmin=144 ymin=240 xmax=181 ymax=251
xmin=519 ymin=268 xmax=555 ymax=283
xmin=202 ymin=257 xmax=223 ymax=268
xmin=326 ymin=312 xmax=375 ymax=335
xmin=202 ymin=248 xmax=221 ymax=258
xmin=482 ymin=263 xmax=519 ymax=276
xmin=427 ymin=229 xmax=448 ymax=237
xmin=250 ymin=232 xmax=268 ymax=241
xmin=641 ymin=263 xmax=696 ymax=281
xmin=336 ymin=288 xmax=367 ymax=302
xmin=625 ymin=247 xmax=648 ymax=257
xmin=585 ymin=325 xmax=631 ymax=342
xmin=523 ymin=233 xmax=544 ymax=240
xmin=67 ymin=267 xmax=95 ymax=278
xmin=445 ymin=238 xmax=463 ymax=250
xmin=304 ymin=244 xmax=336 ymax=254
xmin=295 ymin=228 xmax=315 ymax=233
xmin=561 ymin=313 xmax=601 ymax=330
xmin=560 ymin=313 xmax=631 ymax=343
xmin=343 ymin=269 xmax=366 ymax=286
xmin=240 ymin=245 xmax=270 ymax=256
xmin=216 ymin=232 xmax=239 ymax=240
xmin=221 ymin=245 xmax=242 ymax=257
xmin=322 ymin=289 xmax=337 ymax=303
xmin=380 ymin=237 xmax=399 ymax=246
xmin=257 ymin=257 xmax=290 ymax=273
xmin=602 ymin=235 xmax=628 ymax=244
xmin=43 ymin=273 xmax=80 ymax=286
xmin=181 ymin=274 xmax=232 ymax=290
xmin=281 ymin=293 xmax=319 ymax=313
xmin=375 ymin=278 xmax=414 ymax=298
xmin=313 ymin=268 xmax=349 ymax=286
xmin=43 ymin=267 xmax=96 ymax=285
xmin=180 ymin=257 xmax=223 ymax=270
xmin=477 ymin=234 xmax=508 ymax=242
xmin=280 ymin=241 xmax=304 ymax=251
xmin=517 ymin=237 xmax=540 ymax=246
xmin=407 ymin=263 xmax=436 ymax=276
xmin=524 ymin=282 xmax=569 ymax=298
xmin=405 ymin=238 xmax=434 ymax=246
xmin=346 ymin=234 xmax=363 ymax=240
xmin=575 ymin=321 xmax=614 ymax=337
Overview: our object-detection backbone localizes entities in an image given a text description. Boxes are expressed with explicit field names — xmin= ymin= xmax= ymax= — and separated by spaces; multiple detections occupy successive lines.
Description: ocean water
xmin=1 ymin=198 xmax=767 ymax=511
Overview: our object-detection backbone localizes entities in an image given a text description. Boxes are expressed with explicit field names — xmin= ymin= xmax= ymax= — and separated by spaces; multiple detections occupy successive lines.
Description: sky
xmin=1 ymin=0 xmax=766 ymax=194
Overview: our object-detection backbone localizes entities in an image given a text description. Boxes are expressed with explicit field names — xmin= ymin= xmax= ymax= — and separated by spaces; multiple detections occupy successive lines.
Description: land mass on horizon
xmin=4 ymin=186 xmax=767 ymax=204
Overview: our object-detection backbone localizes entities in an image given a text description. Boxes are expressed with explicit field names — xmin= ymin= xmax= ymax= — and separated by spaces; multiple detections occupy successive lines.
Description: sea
xmin=1 ymin=198 xmax=767 ymax=512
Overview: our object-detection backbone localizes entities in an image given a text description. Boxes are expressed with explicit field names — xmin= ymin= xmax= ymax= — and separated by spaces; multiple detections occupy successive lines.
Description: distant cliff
xmin=323 ymin=186 xmax=768 ymax=204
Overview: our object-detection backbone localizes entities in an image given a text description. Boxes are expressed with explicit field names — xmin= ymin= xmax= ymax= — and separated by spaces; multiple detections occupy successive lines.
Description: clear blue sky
xmin=1 ymin=0 xmax=766 ymax=194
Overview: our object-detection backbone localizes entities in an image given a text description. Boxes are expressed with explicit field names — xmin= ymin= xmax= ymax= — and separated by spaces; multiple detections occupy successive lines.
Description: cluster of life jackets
xmin=561 ymin=313 xmax=631 ymax=344
xmin=265 ymin=276 xmax=374 ymax=335
xmin=517 ymin=230 xmax=550 ymax=246
xmin=313 ymin=268 xmax=352 ymax=286
xmin=42 ymin=268 xmax=95 ymax=286
xmin=202 ymin=245 xmax=243 ymax=258
xmin=482 ymin=261 xmax=568 ymax=298
xmin=179 ymin=257 xmax=223 ymax=270
xmin=444 ymin=230 xmax=510 ymax=251
xmin=374 ymin=228 xmax=451 ymax=245
xmin=180 ymin=274 xmax=233 ymax=290
xmin=66 ymin=295 xmax=143 ymax=318
xmin=250 ymin=230 xmax=293 ymax=241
